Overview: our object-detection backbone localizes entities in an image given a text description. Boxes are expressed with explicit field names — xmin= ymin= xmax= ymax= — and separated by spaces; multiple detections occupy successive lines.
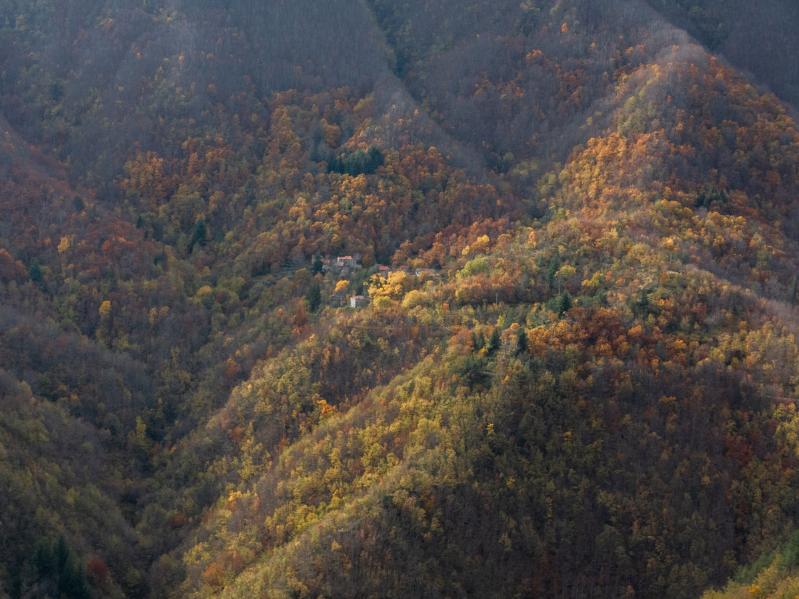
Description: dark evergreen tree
xmin=306 ymin=282 xmax=322 ymax=312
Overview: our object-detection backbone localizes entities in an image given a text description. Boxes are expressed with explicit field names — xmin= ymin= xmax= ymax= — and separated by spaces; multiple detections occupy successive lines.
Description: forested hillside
xmin=647 ymin=0 xmax=799 ymax=106
xmin=2 ymin=1 xmax=799 ymax=598
xmin=702 ymin=533 xmax=799 ymax=598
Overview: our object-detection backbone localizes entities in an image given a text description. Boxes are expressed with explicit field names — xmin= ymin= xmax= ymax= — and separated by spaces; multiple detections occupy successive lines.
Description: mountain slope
xmin=3 ymin=1 xmax=799 ymax=598
xmin=163 ymin=38 xmax=799 ymax=599
xmin=648 ymin=0 xmax=799 ymax=108
xmin=703 ymin=532 xmax=799 ymax=599
xmin=0 ymin=0 xmax=394 ymax=179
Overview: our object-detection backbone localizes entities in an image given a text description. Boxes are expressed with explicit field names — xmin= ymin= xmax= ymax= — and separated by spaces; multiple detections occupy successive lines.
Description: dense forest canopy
xmin=2 ymin=0 xmax=799 ymax=597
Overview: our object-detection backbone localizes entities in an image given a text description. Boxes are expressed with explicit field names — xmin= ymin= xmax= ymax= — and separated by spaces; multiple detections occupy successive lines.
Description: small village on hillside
xmin=317 ymin=255 xmax=441 ymax=309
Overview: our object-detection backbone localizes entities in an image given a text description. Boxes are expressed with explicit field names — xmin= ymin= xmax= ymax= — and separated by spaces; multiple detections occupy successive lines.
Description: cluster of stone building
xmin=318 ymin=255 xmax=439 ymax=309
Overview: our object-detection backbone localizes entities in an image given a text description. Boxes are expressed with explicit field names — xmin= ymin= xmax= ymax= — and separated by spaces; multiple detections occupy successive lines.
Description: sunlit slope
xmin=169 ymin=43 xmax=799 ymax=599
xmin=703 ymin=533 xmax=799 ymax=599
